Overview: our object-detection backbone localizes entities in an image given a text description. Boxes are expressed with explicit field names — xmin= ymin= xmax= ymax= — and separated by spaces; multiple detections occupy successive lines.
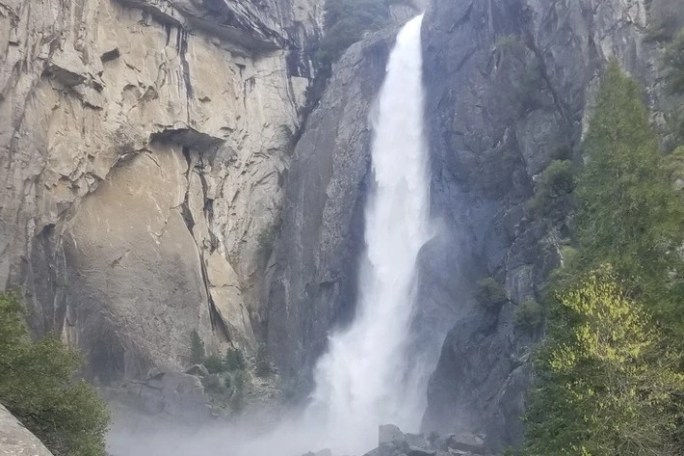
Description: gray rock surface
xmin=420 ymin=0 xmax=683 ymax=451
xmin=0 ymin=404 xmax=54 ymax=456
xmin=2 ymin=0 xmax=680 ymax=448
xmin=364 ymin=425 xmax=483 ymax=456
xmin=105 ymin=371 xmax=212 ymax=422
xmin=0 ymin=0 xmax=321 ymax=384
xmin=265 ymin=28 xmax=399 ymax=395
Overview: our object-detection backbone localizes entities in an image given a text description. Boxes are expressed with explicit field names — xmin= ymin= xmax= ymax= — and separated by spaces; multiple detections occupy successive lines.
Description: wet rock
xmin=379 ymin=424 xmax=407 ymax=445
xmin=447 ymin=433 xmax=485 ymax=454
xmin=301 ymin=450 xmax=332 ymax=456
xmin=407 ymin=447 xmax=436 ymax=456
xmin=364 ymin=428 xmax=466 ymax=456
xmin=266 ymin=27 xmax=399 ymax=395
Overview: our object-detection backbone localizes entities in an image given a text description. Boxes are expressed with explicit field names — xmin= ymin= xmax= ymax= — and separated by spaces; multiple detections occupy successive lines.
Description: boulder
xmin=378 ymin=424 xmax=406 ymax=445
xmin=447 ymin=433 xmax=485 ymax=454
xmin=301 ymin=450 xmax=332 ymax=456
xmin=0 ymin=404 xmax=54 ymax=456
xmin=407 ymin=447 xmax=437 ymax=456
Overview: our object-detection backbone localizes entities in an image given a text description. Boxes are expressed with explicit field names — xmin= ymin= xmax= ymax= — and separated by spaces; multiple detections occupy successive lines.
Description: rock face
xmin=106 ymin=371 xmax=212 ymax=423
xmin=265 ymin=28 xmax=398 ymax=394
xmin=420 ymin=0 xmax=684 ymax=451
xmin=0 ymin=404 xmax=54 ymax=456
xmin=0 ymin=0 xmax=322 ymax=383
xmin=2 ymin=0 xmax=681 ymax=449
xmin=364 ymin=425 xmax=485 ymax=456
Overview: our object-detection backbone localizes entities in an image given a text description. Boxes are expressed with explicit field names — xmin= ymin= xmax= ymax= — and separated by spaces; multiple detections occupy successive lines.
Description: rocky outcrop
xmin=105 ymin=370 xmax=212 ymax=424
xmin=362 ymin=424 xmax=485 ymax=456
xmin=0 ymin=404 xmax=54 ymax=456
xmin=265 ymin=28 xmax=399 ymax=395
xmin=0 ymin=0 xmax=321 ymax=383
xmin=420 ymin=0 xmax=684 ymax=451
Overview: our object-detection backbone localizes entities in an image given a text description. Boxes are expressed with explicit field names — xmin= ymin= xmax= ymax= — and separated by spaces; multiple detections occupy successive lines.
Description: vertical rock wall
xmin=0 ymin=0 xmax=322 ymax=382
xmin=421 ymin=0 xmax=684 ymax=450
xmin=265 ymin=29 xmax=397 ymax=396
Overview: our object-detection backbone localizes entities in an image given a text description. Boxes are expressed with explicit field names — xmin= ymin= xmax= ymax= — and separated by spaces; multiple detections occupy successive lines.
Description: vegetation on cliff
xmin=187 ymin=330 xmax=249 ymax=411
xmin=0 ymin=292 xmax=109 ymax=456
xmin=315 ymin=0 xmax=410 ymax=78
xmin=664 ymin=29 xmax=684 ymax=94
xmin=523 ymin=62 xmax=684 ymax=455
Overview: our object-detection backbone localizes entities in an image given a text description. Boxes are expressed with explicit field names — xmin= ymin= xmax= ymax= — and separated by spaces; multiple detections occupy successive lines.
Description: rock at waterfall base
xmin=365 ymin=425 xmax=484 ymax=456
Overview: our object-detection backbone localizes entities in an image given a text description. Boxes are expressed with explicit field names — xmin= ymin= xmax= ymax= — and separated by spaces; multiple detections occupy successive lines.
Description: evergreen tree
xmin=524 ymin=268 xmax=684 ymax=456
xmin=664 ymin=29 xmax=684 ymax=95
xmin=523 ymin=62 xmax=684 ymax=454
xmin=224 ymin=347 xmax=246 ymax=371
xmin=574 ymin=61 xmax=684 ymax=320
xmin=189 ymin=329 xmax=205 ymax=365
xmin=0 ymin=292 xmax=109 ymax=456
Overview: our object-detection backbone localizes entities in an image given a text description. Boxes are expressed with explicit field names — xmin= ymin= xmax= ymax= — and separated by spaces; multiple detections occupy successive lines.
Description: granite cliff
xmin=2 ymin=0 xmax=683 ymax=453
xmin=263 ymin=0 xmax=684 ymax=451
xmin=0 ymin=0 xmax=322 ymax=386
xmin=420 ymin=0 xmax=684 ymax=451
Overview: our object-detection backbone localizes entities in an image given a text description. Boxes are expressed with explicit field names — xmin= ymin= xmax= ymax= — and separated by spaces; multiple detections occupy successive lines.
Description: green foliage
xmin=202 ymin=369 xmax=247 ymax=411
xmin=475 ymin=277 xmax=508 ymax=310
xmin=664 ymin=28 xmax=684 ymax=94
xmin=255 ymin=344 xmax=274 ymax=378
xmin=315 ymin=0 xmax=407 ymax=78
xmin=201 ymin=374 xmax=229 ymax=398
xmin=523 ymin=62 xmax=684 ymax=455
xmin=198 ymin=347 xmax=246 ymax=374
xmin=191 ymin=345 xmax=248 ymax=410
xmin=645 ymin=0 xmax=684 ymax=42
xmin=574 ymin=61 xmax=684 ymax=309
xmin=0 ymin=292 xmax=109 ymax=456
xmin=203 ymin=355 xmax=227 ymax=374
xmin=664 ymin=145 xmax=684 ymax=183
xmin=224 ymin=348 xmax=246 ymax=371
xmin=493 ymin=36 xmax=545 ymax=115
xmin=524 ymin=268 xmax=684 ymax=456
xmin=514 ymin=299 xmax=544 ymax=333
xmin=189 ymin=330 xmax=205 ymax=365
xmin=559 ymin=245 xmax=578 ymax=267
xmin=663 ymin=28 xmax=684 ymax=144
xmin=230 ymin=371 xmax=247 ymax=411
xmin=527 ymin=160 xmax=576 ymax=221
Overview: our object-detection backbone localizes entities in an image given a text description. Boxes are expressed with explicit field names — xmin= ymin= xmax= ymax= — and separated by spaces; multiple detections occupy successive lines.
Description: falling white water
xmin=237 ymin=15 xmax=431 ymax=456
xmin=307 ymin=14 xmax=431 ymax=454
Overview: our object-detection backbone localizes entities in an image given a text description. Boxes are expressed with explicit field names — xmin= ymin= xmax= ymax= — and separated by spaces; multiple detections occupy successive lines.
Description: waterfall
xmin=306 ymin=14 xmax=431 ymax=454
xmin=238 ymin=15 xmax=431 ymax=456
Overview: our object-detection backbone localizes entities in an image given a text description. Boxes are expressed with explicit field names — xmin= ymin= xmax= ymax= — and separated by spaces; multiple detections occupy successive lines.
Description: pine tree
xmin=523 ymin=62 xmax=684 ymax=455
xmin=524 ymin=268 xmax=684 ymax=455
xmin=574 ymin=61 xmax=684 ymax=319
xmin=0 ymin=292 xmax=109 ymax=456
xmin=189 ymin=329 xmax=205 ymax=365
